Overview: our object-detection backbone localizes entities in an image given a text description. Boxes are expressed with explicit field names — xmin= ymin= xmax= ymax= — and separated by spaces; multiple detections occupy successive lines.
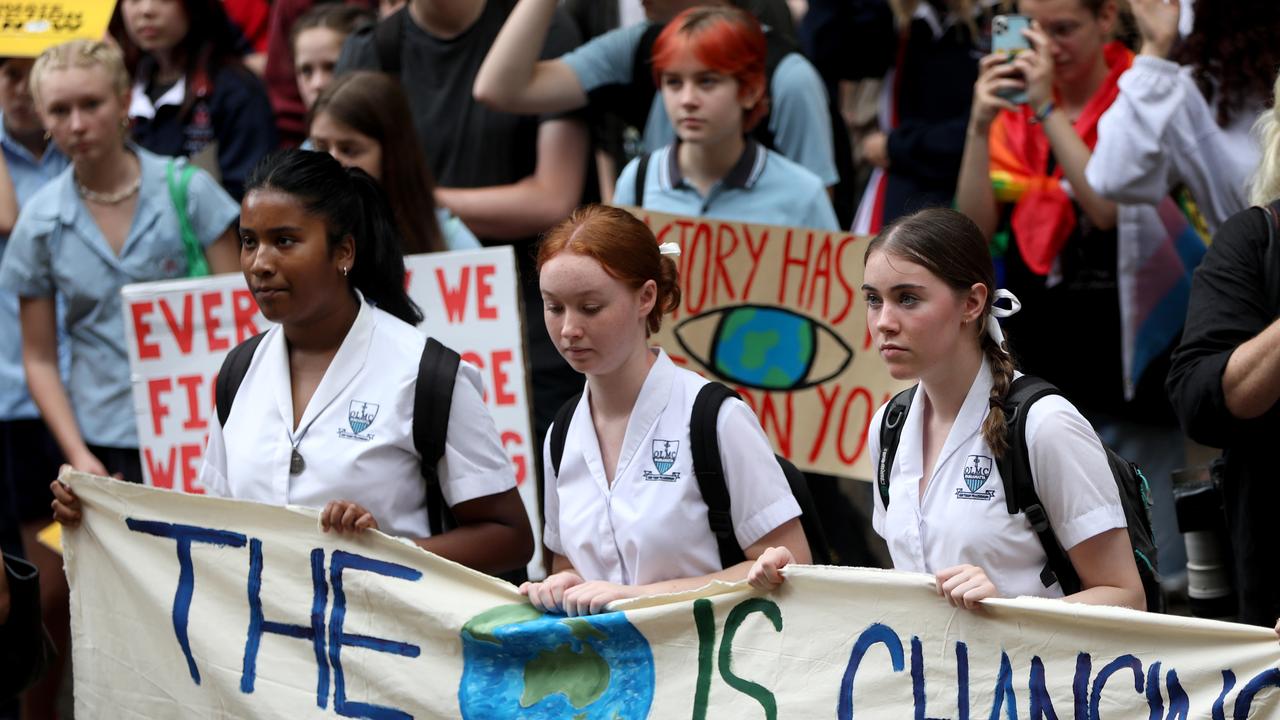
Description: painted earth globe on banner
xmin=458 ymin=604 xmax=655 ymax=718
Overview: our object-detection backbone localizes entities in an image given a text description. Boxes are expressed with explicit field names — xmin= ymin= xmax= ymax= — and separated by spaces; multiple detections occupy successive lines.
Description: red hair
xmin=537 ymin=205 xmax=681 ymax=335
xmin=651 ymin=7 xmax=770 ymax=132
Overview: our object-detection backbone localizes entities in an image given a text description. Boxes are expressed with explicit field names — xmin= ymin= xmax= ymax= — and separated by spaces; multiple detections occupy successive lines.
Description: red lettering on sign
xmin=201 ymin=292 xmax=229 ymax=352
xmin=145 ymin=447 xmax=176 ymax=490
xmin=808 ymin=383 xmax=843 ymax=463
xmin=436 ymin=267 xmax=471 ymax=323
xmin=180 ymin=444 xmax=203 ymax=494
xmin=177 ymin=374 xmax=207 ymax=431
xmin=160 ymin=295 xmax=195 ymax=354
xmin=779 ymin=230 xmax=812 ymax=308
xmin=232 ymin=290 xmax=261 ymax=343
xmin=807 ymin=237 xmax=833 ymax=318
xmin=500 ymin=431 xmax=527 ymax=485
xmin=148 ymin=378 xmax=172 ymax=436
xmin=492 ymin=350 xmax=516 ymax=405
xmin=132 ymin=301 xmax=160 ymax=360
xmin=404 ymin=269 xmax=413 ymax=290
xmin=475 ymin=265 xmax=498 ymax=320
xmin=836 ymin=387 xmax=874 ymax=464
xmin=685 ymin=223 xmax=714 ymax=314
xmin=714 ymin=223 xmax=739 ymax=302
xmin=741 ymin=225 xmax=769 ymax=299
xmin=758 ymin=391 xmax=793 ymax=458
xmin=832 ymin=235 xmax=858 ymax=325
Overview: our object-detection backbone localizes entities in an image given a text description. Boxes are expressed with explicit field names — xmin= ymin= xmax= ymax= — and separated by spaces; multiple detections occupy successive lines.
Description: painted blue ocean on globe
xmin=457 ymin=604 xmax=654 ymax=718
xmin=714 ymin=306 xmax=813 ymax=390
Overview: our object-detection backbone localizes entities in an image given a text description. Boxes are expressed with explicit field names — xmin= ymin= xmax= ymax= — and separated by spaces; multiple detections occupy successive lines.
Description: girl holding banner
xmin=52 ymin=150 xmax=534 ymax=576
xmin=609 ymin=6 xmax=839 ymax=231
xmin=749 ymin=208 xmax=1146 ymax=612
xmin=522 ymin=204 xmax=811 ymax=617
xmin=0 ymin=40 xmax=240 ymax=485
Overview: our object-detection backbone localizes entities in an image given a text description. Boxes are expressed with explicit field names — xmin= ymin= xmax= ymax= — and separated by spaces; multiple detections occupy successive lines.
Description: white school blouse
xmin=869 ymin=360 xmax=1126 ymax=599
xmin=543 ymin=349 xmax=801 ymax=586
xmin=200 ymin=299 xmax=515 ymax=539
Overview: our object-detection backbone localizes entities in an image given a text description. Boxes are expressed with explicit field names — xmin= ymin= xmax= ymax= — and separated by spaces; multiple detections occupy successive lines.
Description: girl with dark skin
xmin=53 ymin=150 xmax=533 ymax=575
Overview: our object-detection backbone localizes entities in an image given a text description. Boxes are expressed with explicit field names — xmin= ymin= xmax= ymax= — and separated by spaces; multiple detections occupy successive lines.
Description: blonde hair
xmin=29 ymin=39 xmax=130 ymax=107
xmin=1249 ymin=68 xmax=1280 ymax=207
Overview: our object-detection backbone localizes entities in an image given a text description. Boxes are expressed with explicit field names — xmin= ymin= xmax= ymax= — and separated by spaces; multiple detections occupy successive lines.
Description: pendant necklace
xmin=288 ymin=424 xmax=315 ymax=476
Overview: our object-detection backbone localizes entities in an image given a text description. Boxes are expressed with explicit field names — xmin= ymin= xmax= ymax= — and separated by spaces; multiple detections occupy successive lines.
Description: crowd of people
xmin=3 ymin=0 xmax=1280 ymax=714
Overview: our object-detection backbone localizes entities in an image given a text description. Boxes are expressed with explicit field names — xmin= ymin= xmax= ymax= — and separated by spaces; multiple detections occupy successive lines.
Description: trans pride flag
xmin=1118 ymin=190 xmax=1209 ymax=398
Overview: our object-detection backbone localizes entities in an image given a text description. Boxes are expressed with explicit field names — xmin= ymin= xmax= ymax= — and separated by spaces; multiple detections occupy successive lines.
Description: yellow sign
xmin=0 ymin=1 xmax=117 ymax=58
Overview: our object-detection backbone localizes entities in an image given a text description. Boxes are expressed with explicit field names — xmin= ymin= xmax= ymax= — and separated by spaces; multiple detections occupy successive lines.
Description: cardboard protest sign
xmin=65 ymin=471 xmax=1280 ymax=719
xmin=120 ymin=247 xmax=540 ymax=570
xmin=633 ymin=210 xmax=909 ymax=481
xmin=0 ymin=0 xmax=117 ymax=58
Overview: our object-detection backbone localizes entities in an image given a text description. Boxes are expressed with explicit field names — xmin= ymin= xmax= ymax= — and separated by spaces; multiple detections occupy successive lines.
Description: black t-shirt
xmin=336 ymin=1 xmax=581 ymax=195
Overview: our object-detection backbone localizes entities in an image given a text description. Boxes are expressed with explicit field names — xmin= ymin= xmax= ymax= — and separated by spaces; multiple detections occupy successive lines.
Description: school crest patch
xmin=955 ymin=455 xmax=996 ymax=501
xmin=643 ymin=440 xmax=681 ymax=482
xmin=339 ymin=401 xmax=380 ymax=441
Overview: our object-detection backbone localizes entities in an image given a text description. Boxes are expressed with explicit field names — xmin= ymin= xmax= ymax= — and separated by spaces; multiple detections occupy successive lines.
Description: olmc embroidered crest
xmin=643 ymin=439 xmax=680 ymax=482
xmin=339 ymin=401 xmax=380 ymax=441
xmin=955 ymin=454 xmax=996 ymax=501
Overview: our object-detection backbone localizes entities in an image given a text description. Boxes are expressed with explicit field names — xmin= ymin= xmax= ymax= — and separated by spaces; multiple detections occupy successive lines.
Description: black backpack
xmin=593 ymin=22 xmax=856 ymax=227
xmin=877 ymin=375 xmax=1164 ymax=613
xmin=214 ymin=333 xmax=462 ymax=536
xmin=548 ymin=381 xmax=832 ymax=567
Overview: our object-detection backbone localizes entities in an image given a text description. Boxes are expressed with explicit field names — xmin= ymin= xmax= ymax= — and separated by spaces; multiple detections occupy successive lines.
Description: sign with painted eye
xmin=634 ymin=211 xmax=911 ymax=481
xmin=674 ymin=304 xmax=853 ymax=392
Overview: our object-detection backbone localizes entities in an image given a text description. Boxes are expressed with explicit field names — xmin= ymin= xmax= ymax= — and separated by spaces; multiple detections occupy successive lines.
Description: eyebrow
xmin=241 ymin=225 xmax=306 ymax=234
xmin=860 ymin=283 xmax=927 ymax=292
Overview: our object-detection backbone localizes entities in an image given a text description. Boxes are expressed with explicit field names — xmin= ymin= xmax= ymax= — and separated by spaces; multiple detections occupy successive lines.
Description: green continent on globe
xmin=462 ymin=604 xmax=544 ymax=645
xmin=519 ymin=640 xmax=610 ymax=709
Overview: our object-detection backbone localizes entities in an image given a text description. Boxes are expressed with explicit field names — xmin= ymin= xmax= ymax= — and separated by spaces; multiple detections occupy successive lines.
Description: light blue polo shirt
xmin=561 ymin=21 xmax=839 ymax=186
xmin=613 ymin=139 xmax=840 ymax=231
xmin=0 ymin=146 xmax=239 ymax=447
xmin=0 ymin=115 xmax=68 ymax=421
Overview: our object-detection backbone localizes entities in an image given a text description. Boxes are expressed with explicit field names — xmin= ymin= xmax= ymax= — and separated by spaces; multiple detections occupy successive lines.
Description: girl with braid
xmin=749 ymin=208 xmax=1146 ymax=611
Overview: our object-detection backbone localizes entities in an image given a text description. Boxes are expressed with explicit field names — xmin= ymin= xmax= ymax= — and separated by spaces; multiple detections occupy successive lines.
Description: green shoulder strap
xmin=167 ymin=158 xmax=209 ymax=278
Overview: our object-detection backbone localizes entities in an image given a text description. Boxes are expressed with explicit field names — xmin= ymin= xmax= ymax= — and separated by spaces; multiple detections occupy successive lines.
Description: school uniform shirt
xmin=0 ymin=114 xmax=67 ymax=421
xmin=613 ymin=139 xmax=840 ymax=231
xmin=561 ymin=21 xmax=838 ymax=186
xmin=200 ymin=299 xmax=516 ymax=540
xmin=0 ymin=147 xmax=239 ymax=448
xmin=543 ymin=349 xmax=801 ymax=585
xmin=868 ymin=359 xmax=1126 ymax=600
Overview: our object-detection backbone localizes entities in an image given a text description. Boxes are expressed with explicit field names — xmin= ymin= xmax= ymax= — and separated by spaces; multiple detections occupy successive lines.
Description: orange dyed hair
xmin=650 ymin=6 xmax=770 ymax=132
xmin=537 ymin=205 xmax=681 ymax=335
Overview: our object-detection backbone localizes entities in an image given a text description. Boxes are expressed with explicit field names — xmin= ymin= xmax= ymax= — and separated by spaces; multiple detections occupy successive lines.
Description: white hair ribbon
xmin=658 ymin=241 xmax=682 ymax=257
xmin=986 ymin=289 xmax=1021 ymax=350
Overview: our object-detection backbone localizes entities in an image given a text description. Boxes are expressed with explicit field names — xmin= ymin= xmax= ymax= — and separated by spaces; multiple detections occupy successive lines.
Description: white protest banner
xmin=120 ymin=247 xmax=540 ymax=570
xmin=66 ymin=472 xmax=1280 ymax=719
xmin=630 ymin=210 xmax=910 ymax=481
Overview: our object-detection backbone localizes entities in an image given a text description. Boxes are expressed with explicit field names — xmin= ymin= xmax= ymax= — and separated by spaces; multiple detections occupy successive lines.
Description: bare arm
xmin=1062 ymin=527 xmax=1146 ymax=610
xmin=1221 ymin=317 xmax=1280 ymax=419
xmin=1017 ymin=26 xmax=1116 ymax=231
xmin=472 ymin=0 xmax=587 ymax=114
xmin=539 ymin=518 xmax=811 ymax=616
xmin=0 ymin=151 xmax=16 ymax=236
xmin=955 ymin=54 xmax=1021 ymax=240
xmin=19 ymin=297 xmax=106 ymax=475
xmin=206 ymin=226 xmax=240 ymax=275
xmin=435 ymin=117 xmax=588 ymax=240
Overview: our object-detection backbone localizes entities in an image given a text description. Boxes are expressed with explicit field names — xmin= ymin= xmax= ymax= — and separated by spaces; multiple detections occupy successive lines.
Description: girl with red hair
xmin=521 ymin=204 xmax=811 ymax=616
xmin=611 ymin=7 xmax=838 ymax=230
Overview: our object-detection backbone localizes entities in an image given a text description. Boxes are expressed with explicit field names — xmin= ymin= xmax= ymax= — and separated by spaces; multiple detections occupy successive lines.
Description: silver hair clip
xmin=658 ymin=241 xmax=682 ymax=257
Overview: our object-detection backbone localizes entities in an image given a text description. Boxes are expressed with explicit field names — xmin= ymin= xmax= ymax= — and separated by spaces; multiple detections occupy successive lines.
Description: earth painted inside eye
xmin=457 ymin=604 xmax=655 ymax=719
xmin=712 ymin=306 xmax=814 ymax=389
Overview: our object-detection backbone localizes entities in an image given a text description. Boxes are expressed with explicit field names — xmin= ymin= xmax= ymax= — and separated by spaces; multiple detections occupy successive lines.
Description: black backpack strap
xmin=373 ymin=7 xmax=406 ymax=76
xmin=634 ymin=152 xmax=650 ymax=207
xmin=690 ymin=382 xmax=747 ymax=569
xmin=214 ymin=332 xmax=267 ymax=427
xmin=995 ymin=375 xmax=1080 ymax=593
xmin=549 ymin=392 xmax=581 ymax=477
xmin=876 ymin=385 xmax=917 ymax=510
xmin=414 ymin=338 xmax=461 ymax=536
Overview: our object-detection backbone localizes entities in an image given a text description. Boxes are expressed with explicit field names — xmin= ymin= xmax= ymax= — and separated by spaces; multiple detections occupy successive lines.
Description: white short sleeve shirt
xmin=869 ymin=361 xmax=1127 ymax=599
xmin=543 ymin=350 xmax=801 ymax=586
xmin=200 ymin=300 xmax=516 ymax=539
